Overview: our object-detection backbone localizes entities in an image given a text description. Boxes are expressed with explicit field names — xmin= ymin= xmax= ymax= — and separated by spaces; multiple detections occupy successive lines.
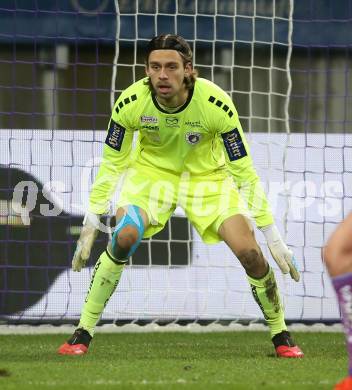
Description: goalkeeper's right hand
xmin=72 ymin=212 xmax=100 ymax=272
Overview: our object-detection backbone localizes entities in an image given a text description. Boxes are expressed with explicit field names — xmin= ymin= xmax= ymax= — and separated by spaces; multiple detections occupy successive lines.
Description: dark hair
xmin=145 ymin=34 xmax=197 ymax=90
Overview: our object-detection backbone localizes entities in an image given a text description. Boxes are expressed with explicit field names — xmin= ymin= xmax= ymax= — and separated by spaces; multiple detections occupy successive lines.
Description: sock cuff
xmin=247 ymin=267 xmax=273 ymax=287
xmin=332 ymin=272 xmax=352 ymax=290
xmin=100 ymin=251 xmax=124 ymax=274
xmin=77 ymin=323 xmax=95 ymax=337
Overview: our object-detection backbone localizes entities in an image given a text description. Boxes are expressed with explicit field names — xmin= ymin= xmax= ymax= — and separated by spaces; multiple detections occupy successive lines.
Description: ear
xmin=184 ymin=62 xmax=192 ymax=76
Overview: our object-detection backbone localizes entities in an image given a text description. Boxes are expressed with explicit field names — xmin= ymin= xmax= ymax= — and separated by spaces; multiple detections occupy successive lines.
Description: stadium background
xmin=0 ymin=0 xmax=351 ymax=325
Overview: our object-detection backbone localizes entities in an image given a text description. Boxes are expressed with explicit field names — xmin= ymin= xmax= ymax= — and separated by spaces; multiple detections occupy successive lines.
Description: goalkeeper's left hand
xmin=259 ymin=224 xmax=300 ymax=282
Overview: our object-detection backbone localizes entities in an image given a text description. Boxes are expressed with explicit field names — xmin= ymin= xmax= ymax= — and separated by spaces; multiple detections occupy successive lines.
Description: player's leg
xmin=218 ymin=214 xmax=267 ymax=277
xmin=218 ymin=214 xmax=303 ymax=358
xmin=58 ymin=205 xmax=148 ymax=355
xmin=323 ymin=213 xmax=352 ymax=389
xmin=183 ymin=175 xmax=303 ymax=357
xmin=58 ymin=166 xmax=177 ymax=355
xmin=77 ymin=206 xmax=147 ymax=336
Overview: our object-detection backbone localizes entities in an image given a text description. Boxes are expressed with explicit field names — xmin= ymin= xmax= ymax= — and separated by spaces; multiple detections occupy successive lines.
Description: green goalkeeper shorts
xmin=117 ymin=163 xmax=249 ymax=244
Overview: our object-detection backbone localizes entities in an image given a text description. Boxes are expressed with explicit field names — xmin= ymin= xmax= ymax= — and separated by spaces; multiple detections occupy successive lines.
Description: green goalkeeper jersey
xmin=89 ymin=77 xmax=274 ymax=227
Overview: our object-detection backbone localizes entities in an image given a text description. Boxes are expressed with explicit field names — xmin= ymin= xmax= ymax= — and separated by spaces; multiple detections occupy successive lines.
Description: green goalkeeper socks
xmin=78 ymin=251 xmax=124 ymax=336
xmin=247 ymin=267 xmax=287 ymax=337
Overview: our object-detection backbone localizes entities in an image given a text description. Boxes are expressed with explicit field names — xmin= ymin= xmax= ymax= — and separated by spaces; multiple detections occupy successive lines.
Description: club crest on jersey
xmin=221 ymin=128 xmax=247 ymax=161
xmin=185 ymin=132 xmax=202 ymax=145
xmin=165 ymin=117 xmax=179 ymax=127
xmin=141 ymin=115 xmax=158 ymax=124
xmin=105 ymin=119 xmax=125 ymax=151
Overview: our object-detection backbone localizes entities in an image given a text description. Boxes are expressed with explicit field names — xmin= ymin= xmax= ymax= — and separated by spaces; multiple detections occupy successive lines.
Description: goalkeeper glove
xmin=259 ymin=224 xmax=300 ymax=282
xmin=72 ymin=212 xmax=100 ymax=272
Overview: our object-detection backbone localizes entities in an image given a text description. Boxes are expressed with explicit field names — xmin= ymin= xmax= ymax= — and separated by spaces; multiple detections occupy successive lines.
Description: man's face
xmin=146 ymin=49 xmax=192 ymax=103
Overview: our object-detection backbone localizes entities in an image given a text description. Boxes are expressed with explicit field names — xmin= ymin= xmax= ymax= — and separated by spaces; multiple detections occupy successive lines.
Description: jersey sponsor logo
xmin=141 ymin=115 xmax=158 ymax=123
xmin=221 ymin=128 xmax=247 ymax=161
xmin=142 ymin=125 xmax=159 ymax=131
xmin=185 ymin=132 xmax=202 ymax=145
xmin=165 ymin=117 xmax=179 ymax=127
xmin=185 ymin=120 xmax=202 ymax=128
xmin=105 ymin=119 xmax=125 ymax=151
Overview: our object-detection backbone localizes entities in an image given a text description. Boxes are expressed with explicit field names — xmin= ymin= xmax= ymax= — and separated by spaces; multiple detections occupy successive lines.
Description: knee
xmin=110 ymin=205 xmax=145 ymax=262
xmin=116 ymin=225 xmax=139 ymax=249
xmin=111 ymin=224 xmax=142 ymax=262
xmin=237 ymin=248 xmax=265 ymax=275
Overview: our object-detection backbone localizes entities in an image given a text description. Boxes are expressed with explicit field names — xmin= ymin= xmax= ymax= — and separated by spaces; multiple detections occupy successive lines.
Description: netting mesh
xmin=0 ymin=0 xmax=350 ymax=323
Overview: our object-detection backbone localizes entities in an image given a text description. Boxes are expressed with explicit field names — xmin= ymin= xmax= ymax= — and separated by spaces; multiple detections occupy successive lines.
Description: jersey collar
xmin=151 ymin=87 xmax=194 ymax=114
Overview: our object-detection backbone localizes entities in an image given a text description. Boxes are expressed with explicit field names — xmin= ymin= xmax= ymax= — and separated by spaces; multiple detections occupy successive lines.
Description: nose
xmin=159 ymin=67 xmax=168 ymax=79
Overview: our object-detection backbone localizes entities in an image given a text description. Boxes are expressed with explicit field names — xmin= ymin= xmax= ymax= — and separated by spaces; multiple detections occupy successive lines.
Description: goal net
xmin=0 ymin=0 xmax=349 ymax=324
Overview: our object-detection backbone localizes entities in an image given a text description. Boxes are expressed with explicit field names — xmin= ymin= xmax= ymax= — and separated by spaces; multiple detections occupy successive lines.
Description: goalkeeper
xmin=58 ymin=34 xmax=303 ymax=358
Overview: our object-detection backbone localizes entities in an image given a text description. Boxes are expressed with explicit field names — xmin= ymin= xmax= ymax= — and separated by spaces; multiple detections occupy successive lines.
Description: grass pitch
xmin=0 ymin=331 xmax=346 ymax=389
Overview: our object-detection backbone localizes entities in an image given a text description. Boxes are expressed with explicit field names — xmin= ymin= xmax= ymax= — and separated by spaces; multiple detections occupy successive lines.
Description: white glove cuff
xmin=83 ymin=211 xmax=101 ymax=228
xmin=259 ymin=224 xmax=281 ymax=244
